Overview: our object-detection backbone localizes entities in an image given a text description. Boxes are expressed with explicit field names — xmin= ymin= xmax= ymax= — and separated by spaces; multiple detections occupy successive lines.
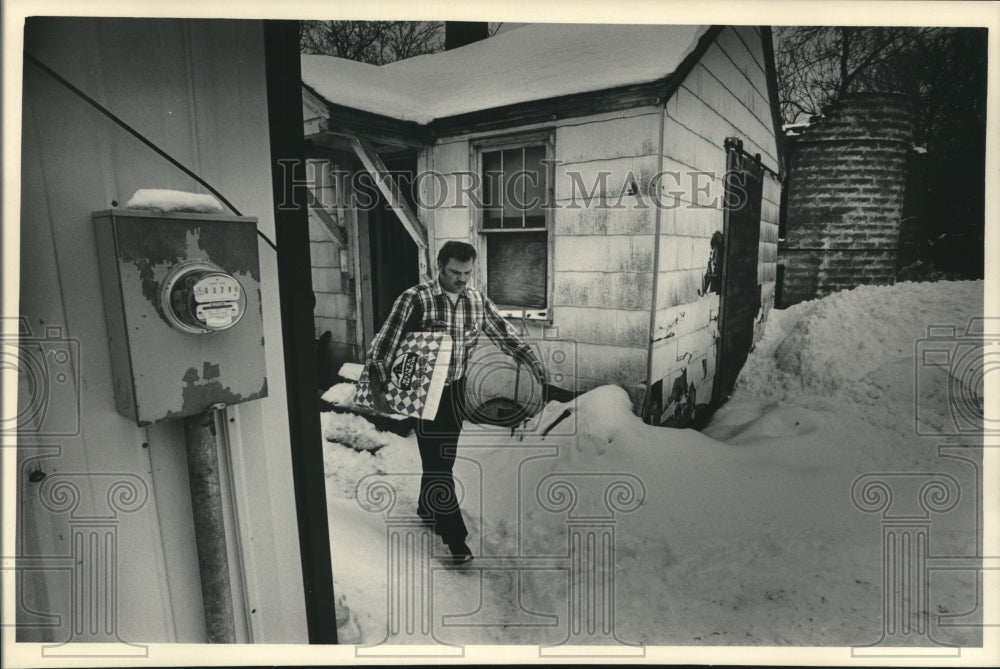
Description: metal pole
xmin=183 ymin=409 xmax=236 ymax=643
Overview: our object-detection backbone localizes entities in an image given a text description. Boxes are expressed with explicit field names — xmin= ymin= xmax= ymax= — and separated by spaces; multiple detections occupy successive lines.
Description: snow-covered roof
xmin=782 ymin=121 xmax=813 ymax=138
xmin=301 ymin=23 xmax=710 ymax=125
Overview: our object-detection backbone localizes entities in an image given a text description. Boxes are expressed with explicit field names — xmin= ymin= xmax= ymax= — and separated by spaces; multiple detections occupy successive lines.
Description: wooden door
xmin=714 ymin=138 xmax=764 ymax=404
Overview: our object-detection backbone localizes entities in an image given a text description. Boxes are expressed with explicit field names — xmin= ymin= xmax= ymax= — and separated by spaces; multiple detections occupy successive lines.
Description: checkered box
xmin=355 ymin=332 xmax=453 ymax=421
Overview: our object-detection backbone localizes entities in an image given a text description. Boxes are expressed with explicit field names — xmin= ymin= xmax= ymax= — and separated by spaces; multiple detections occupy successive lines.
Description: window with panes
xmin=477 ymin=133 xmax=553 ymax=312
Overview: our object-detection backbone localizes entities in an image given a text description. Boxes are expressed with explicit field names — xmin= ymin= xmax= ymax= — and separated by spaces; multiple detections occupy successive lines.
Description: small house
xmin=302 ymin=24 xmax=784 ymax=425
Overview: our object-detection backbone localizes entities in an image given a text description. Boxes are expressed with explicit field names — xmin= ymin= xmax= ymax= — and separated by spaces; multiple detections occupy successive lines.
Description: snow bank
xmin=320 ymin=411 xmax=394 ymax=452
xmin=321 ymin=382 xmax=357 ymax=406
xmin=322 ymin=280 xmax=983 ymax=646
xmin=337 ymin=362 xmax=364 ymax=382
xmin=737 ymin=281 xmax=982 ymax=400
xmin=724 ymin=280 xmax=984 ymax=441
xmin=124 ymin=188 xmax=224 ymax=213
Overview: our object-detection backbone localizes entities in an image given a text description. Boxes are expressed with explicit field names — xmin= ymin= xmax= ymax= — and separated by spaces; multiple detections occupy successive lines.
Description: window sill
xmin=497 ymin=308 xmax=550 ymax=322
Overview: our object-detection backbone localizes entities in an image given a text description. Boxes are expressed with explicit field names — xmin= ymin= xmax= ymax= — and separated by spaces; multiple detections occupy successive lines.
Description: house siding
xmin=19 ymin=17 xmax=307 ymax=643
xmin=312 ymin=27 xmax=782 ymax=420
xmin=305 ymin=152 xmax=364 ymax=381
xmin=309 ymin=211 xmax=358 ymax=374
xmin=420 ymin=108 xmax=662 ymax=403
xmin=551 ymin=112 xmax=661 ymax=400
xmin=650 ymin=26 xmax=780 ymax=423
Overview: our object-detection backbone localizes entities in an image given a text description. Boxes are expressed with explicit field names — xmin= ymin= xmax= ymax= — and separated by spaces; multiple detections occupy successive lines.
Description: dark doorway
xmin=368 ymin=153 xmax=420 ymax=330
xmin=713 ymin=138 xmax=764 ymax=405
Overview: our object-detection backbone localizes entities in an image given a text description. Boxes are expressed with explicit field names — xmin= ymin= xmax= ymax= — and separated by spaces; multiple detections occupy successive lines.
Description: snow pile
xmin=738 ymin=281 xmax=981 ymax=399
xmin=124 ymin=188 xmax=224 ymax=213
xmin=337 ymin=362 xmax=364 ymax=382
xmin=302 ymin=24 xmax=708 ymax=124
xmin=728 ymin=280 xmax=983 ymax=441
xmin=322 ymin=280 xmax=983 ymax=646
xmin=321 ymin=382 xmax=358 ymax=406
xmin=320 ymin=410 xmax=395 ymax=453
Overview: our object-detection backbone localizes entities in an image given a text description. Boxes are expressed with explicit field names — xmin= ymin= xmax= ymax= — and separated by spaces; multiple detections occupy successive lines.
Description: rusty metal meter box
xmin=94 ymin=209 xmax=267 ymax=425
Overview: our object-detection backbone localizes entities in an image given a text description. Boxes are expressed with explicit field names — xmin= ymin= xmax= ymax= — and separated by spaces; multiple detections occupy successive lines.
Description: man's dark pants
xmin=415 ymin=378 xmax=469 ymax=544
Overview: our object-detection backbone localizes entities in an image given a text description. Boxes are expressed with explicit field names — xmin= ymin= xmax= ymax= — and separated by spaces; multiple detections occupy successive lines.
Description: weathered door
xmin=713 ymin=138 xmax=764 ymax=404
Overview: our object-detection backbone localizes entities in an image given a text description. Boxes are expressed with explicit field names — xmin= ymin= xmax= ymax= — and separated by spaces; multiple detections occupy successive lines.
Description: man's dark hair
xmin=437 ymin=240 xmax=477 ymax=266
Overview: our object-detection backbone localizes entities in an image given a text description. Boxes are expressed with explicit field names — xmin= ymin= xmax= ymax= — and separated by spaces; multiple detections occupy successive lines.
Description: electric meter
xmin=94 ymin=209 xmax=267 ymax=424
xmin=160 ymin=261 xmax=247 ymax=334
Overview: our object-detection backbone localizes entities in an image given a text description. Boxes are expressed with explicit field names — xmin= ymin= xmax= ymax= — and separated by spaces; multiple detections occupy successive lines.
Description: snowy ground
xmin=321 ymin=280 xmax=985 ymax=647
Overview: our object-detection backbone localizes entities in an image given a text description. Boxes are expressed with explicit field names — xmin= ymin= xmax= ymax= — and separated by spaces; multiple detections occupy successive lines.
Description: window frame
xmin=470 ymin=129 xmax=555 ymax=320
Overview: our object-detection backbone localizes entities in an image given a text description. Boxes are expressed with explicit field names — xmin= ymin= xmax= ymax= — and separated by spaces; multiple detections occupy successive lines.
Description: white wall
xmin=551 ymin=110 xmax=661 ymax=399
xmin=423 ymin=108 xmax=662 ymax=404
xmin=17 ymin=17 xmax=307 ymax=643
xmin=650 ymin=26 xmax=781 ymax=418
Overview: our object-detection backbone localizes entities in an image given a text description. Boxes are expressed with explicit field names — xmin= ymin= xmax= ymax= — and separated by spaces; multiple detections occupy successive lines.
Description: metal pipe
xmin=183 ymin=409 xmax=236 ymax=643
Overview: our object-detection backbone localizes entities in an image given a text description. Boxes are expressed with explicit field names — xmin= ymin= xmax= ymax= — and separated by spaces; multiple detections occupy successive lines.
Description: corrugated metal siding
xmin=18 ymin=17 xmax=306 ymax=643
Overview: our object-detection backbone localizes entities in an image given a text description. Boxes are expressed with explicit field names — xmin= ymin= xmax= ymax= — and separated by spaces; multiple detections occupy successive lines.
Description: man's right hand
xmin=368 ymin=373 xmax=393 ymax=414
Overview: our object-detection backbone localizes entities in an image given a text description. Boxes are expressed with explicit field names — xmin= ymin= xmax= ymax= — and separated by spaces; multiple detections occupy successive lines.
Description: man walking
xmin=365 ymin=241 xmax=545 ymax=565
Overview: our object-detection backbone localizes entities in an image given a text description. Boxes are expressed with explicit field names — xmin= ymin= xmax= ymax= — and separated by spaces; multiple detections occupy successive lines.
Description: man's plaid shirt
xmin=366 ymin=276 xmax=537 ymax=384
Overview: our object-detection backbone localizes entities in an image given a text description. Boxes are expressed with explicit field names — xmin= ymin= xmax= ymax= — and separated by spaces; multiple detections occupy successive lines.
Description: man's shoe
xmin=446 ymin=540 xmax=473 ymax=567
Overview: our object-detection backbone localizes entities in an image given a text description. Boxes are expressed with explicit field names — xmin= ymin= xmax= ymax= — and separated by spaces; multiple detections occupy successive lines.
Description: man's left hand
xmin=527 ymin=356 xmax=547 ymax=388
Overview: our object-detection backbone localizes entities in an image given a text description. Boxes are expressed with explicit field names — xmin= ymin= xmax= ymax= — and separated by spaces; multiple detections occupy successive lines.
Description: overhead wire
xmin=24 ymin=51 xmax=280 ymax=253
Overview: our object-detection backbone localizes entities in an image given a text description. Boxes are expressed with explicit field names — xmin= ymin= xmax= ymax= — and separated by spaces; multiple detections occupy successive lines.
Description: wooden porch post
xmin=348 ymin=135 xmax=431 ymax=282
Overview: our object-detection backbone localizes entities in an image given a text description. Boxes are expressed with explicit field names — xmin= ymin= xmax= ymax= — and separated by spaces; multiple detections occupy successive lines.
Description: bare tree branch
xmin=299 ymin=20 xmax=444 ymax=65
